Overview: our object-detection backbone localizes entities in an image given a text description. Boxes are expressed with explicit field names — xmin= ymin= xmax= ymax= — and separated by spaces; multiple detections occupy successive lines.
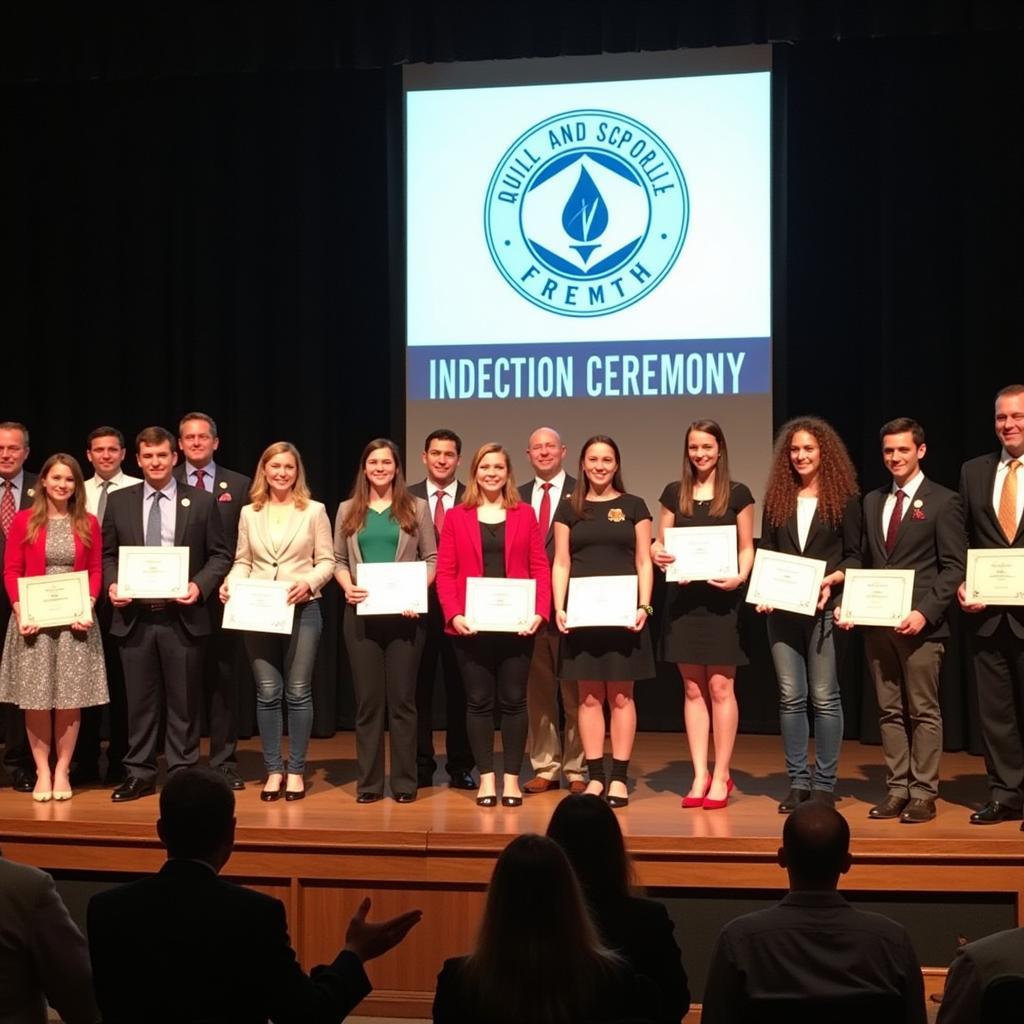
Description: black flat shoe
xmin=501 ymin=795 xmax=522 ymax=807
xmin=356 ymin=792 xmax=383 ymax=804
xmin=476 ymin=794 xmax=497 ymax=807
xmin=606 ymin=793 xmax=629 ymax=809
xmin=284 ymin=788 xmax=305 ymax=802
xmin=260 ymin=788 xmax=282 ymax=802
xmin=394 ymin=792 xmax=417 ymax=804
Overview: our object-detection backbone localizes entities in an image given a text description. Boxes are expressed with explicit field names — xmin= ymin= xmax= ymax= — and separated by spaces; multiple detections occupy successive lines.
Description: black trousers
xmin=118 ymin=610 xmax=205 ymax=784
xmin=415 ymin=591 xmax=473 ymax=776
xmin=453 ymin=632 xmax=531 ymax=776
xmin=344 ymin=608 xmax=423 ymax=795
xmin=203 ymin=602 xmax=243 ymax=768
xmin=74 ymin=622 xmax=128 ymax=774
xmin=0 ymin=607 xmax=32 ymax=779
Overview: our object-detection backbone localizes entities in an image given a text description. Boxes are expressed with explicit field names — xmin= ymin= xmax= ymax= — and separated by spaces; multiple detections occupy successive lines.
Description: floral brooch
xmin=607 ymin=508 xmax=625 ymax=523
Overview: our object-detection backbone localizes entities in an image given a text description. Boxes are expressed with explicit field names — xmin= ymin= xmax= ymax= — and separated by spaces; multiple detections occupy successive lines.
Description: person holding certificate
xmin=757 ymin=417 xmax=861 ymax=813
xmin=435 ymin=443 xmax=548 ymax=807
xmin=0 ymin=454 xmax=107 ymax=802
xmin=335 ymin=439 xmax=436 ymax=803
xmin=220 ymin=442 xmax=333 ymax=802
xmin=652 ymin=421 xmax=753 ymax=810
xmin=957 ymin=385 xmax=1024 ymax=828
xmin=552 ymin=436 xmax=654 ymax=809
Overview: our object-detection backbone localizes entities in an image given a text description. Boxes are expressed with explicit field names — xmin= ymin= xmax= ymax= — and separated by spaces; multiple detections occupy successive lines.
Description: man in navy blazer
xmin=103 ymin=426 xmax=232 ymax=801
xmin=175 ymin=411 xmax=252 ymax=790
xmin=851 ymin=417 xmax=966 ymax=824
xmin=958 ymin=385 xmax=1024 ymax=828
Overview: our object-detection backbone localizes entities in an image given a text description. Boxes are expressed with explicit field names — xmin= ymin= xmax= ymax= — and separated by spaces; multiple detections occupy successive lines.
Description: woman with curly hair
xmin=757 ymin=416 xmax=861 ymax=813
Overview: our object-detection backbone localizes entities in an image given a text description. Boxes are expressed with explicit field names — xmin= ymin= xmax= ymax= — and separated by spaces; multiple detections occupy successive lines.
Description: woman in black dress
xmin=652 ymin=420 xmax=754 ymax=809
xmin=552 ymin=436 xmax=654 ymax=808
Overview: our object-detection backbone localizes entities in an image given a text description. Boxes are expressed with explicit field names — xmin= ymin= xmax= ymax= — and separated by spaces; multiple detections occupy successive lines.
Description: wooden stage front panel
xmin=2 ymin=733 xmax=1022 ymax=1019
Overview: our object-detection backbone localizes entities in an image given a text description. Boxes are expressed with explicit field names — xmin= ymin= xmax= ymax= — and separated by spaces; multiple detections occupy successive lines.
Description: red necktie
xmin=884 ymin=489 xmax=905 ymax=555
xmin=194 ymin=469 xmax=207 ymax=491
xmin=0 ymin=480 xmax=14 ymax=537
xmin=538 ymin=482 xmax=553 ymax=537
xmin=433 ymin=491 xmax=446 ymax=541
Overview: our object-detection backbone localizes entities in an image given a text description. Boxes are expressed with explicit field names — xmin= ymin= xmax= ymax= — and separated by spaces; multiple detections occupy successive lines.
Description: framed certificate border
xmin=465 ymin=577 xmax=536 ymax=632
xmin=838 ymin=568 xmax=915 ymax=627
xmin=356 ymin=561 xmax=429 ymax=616
xmin=745 ymin=549 xmax=827 ymax=617
xmin=17 ymin=570 xmax=91 ymax=628
xmin=222 ymin=579 xmax=296 ymax=635
xmin=117 ymin=546 xmax=190 ymax=599
xmin=663 ymin=525 xmax=738 ymax=582
xmin=565 ymin=574 xmax=638 ymax=629
xmin=966 ymin=548 xmax=1024 ymax=606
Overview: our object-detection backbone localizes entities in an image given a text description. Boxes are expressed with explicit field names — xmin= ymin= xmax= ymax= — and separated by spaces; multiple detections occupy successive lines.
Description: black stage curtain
xmin=8 ymin=15 xmax=1024 ymax=750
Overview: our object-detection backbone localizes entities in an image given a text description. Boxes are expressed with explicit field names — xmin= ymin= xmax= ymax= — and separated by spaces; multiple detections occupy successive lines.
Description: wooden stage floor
xmin=2 ymin=733 xmax=1022 ymax=1018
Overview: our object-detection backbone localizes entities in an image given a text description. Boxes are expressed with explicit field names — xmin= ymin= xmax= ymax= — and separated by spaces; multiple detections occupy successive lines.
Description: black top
xmin=553 ymin=493 xmax=652 ymax=577
xmin=479 ymin=520 xmax=506 ymax=578
xmin=658 ymin=480 xmax=754 ymax=531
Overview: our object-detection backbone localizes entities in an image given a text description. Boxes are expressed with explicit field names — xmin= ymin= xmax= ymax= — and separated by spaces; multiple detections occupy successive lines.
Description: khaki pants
xmin=526 ymin=632 xmax=584 ymax=780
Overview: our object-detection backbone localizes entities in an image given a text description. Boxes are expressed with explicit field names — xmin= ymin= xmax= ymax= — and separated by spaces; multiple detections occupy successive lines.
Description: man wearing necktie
xmin=846 ymin=418 xmax=965 ymax=824
xmin=102 ymin=426 xmax=232 ymax=801
xmin=0 ymin=421 xmax=37 ymax=792
xmin=174 ymin=412 xmax=251 ymax=791
xmin=957 ymin=385 xmax=1024 ymax=829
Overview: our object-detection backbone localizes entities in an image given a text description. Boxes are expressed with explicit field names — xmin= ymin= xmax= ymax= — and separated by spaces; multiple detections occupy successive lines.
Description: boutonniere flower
xmin=218 ymin=492 xmax=233 ymax=502
xmin=26 ymin=488 xmax=35 ymax=498
xmin=181 ymin=498 xmax=191 ymax=508
xmin=607 ymin=508 xmax=626 ymax=523
xmin=219 ymin=480 xmax=228 ymax=490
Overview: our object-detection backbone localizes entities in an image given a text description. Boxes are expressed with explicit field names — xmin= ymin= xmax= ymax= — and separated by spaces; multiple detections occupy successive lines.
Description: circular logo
xmin=485 ymin=109 xmax=689 ymax=317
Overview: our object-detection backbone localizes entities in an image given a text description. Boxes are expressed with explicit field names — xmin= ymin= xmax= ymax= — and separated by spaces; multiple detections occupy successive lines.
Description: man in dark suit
xmin=958 ymin=384 xmax=1024 ymax=828
xmin=518 ymin=426 xmax=584 ymax=794
xmin=103 ymin=426 xmax=232 ymax=801
xmin=87 ymin=766 xmax=421 ymax=1024
xmin=175 ymin=411 xmax=252 ymax=790
xmin=851 ymin=417 xmax=966 ymax=824
xmin=0 ymin=420 xmax=37 ymax=791
xmin=408 ymin=428 xmax=474 ymax=790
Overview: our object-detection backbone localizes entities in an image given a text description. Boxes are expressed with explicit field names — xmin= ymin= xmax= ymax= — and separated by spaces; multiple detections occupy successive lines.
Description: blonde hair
xmin=248 ymin=442 xmax=311 ymax=511
xmin=462 ymin=443 xmax=520 ymax=509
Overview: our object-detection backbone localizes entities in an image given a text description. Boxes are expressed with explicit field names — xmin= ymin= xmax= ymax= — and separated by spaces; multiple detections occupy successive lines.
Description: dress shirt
xmin=428 ymin=480 xmax=458 ymax=515
xmin=183 ymin=460 xmax=217 ymax=490
xmin=796 ymin=496 xmax=817 ymax=551
xmin=141 ymin=479 xmax=178 ymax=546
xmin=529 ymin=468 xmax=566 ymax=520
xmin=992 ymin=448 xmax=1024 ymax=528
xmin=84 ymin=471 xmax=142 ymax=517
xmin=883 ymin=470 xmax=925 ymax=538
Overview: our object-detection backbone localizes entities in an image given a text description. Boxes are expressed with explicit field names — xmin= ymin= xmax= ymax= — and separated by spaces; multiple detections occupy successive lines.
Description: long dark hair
xmin=678 ymin=419 xmax=732 ymax=518
xmin=463 ymin=834 xmax=620 ymax=1024
xmin=341 ymin=438 xmax=417 ymax=536
xmin=569 ymin=435 xmax=626 ymax=518
xmin=26 ymin=454 xmax=92 ymax=546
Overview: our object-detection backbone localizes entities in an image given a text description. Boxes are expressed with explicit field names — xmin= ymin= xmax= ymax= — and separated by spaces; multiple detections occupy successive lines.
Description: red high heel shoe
xmin=681 ymin=775 xmax=713 ymax=809
xmin=702 ymin=778 xmax=735 ymax=810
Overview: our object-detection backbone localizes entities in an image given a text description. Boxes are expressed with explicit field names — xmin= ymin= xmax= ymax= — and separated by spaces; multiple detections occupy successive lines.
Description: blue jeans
xmin=768 ymin=609 xmax=843 ymax=791
xmin=244 ymin=599 xmax=322 ymax=775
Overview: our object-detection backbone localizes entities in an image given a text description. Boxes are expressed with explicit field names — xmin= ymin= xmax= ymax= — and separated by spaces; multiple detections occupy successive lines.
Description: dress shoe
xmin=32 ymin=789 xmax=52 ymax=803
xmin=810 ymin=790 xmax=836 ymax=808
xmin=501 ymin=795 xmax=523 ymax=807
xmin=12 ymin=769 xmax=37 ymax=793
xmin=356 ymin=792 xmax=383 ymax=804
xmin=260 ymin=788 xmax=282 ymax=802
xmin=448 ymin=770 xmax=476 ymax=790
xmin=111 ymin=777 xmax=155 ymax=803
xmin=868 ymin=795 xmax=908 ymax=819
xmin=284 ymin=787 xmax=305 ymax=802
xmin=476 ymin=794 xmax=498 ymax=807
xmin=703 ymin=778 xmax=735 ymax=811
xmin=523 ymin=776 xmax=559 ymax=794
xmin=778 ymin=787 xmax=811 ymax=814
xmin=52 ymin=788 xmax=73 ymax=802
xmin=394 ymin=792 xmax=416 ymax=803
xmin=900 ymin=798 xmax=936 ymax=824
xmin=969 ymin=801 xmax=1022 ymax=825
xmin=567 ymin=779 xmax=587 ymax=795
xmin=218 ymin=765 xmax=246 ymax=791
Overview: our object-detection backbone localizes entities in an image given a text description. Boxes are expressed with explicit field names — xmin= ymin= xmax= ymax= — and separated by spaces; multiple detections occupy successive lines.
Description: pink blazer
xmin=435 ymin=502 xmax=551 ymax=634
xmin=3 ymin=510 xmax=103 ymax=605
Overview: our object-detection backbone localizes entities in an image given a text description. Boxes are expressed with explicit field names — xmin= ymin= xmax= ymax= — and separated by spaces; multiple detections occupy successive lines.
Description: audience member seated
xmin=0 ymin=852 xmax=98 ymax=1024
xmin=547 ymin=794 xmax=690 ymax=1024
xmin=937 ymin=925 xmax=1024 ymax=1024
xmin=433 ymin=833 xmax=658 ymax=1024
xmin=700 ymin=802 xmax=926 ymax=1024
xmin=87 ymin=767 xmax=421 ymax=1024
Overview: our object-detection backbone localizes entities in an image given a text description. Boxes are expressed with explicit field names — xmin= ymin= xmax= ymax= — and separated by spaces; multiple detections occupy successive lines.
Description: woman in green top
xmin=335 ymin=439 xmax=437 ymax=802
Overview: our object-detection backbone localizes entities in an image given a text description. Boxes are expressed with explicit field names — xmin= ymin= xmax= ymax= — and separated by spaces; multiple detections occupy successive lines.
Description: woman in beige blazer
xmin=220 ymin=442 xmax=334 ymax=801
xmin=335 ymin=438 xmax=436 ymax=802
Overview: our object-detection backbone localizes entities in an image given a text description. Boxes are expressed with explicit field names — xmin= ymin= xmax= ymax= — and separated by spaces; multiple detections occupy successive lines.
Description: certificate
xmin=465 ymin=577 xmax=537 ymax=632
xmin=566 ymin=575 xmax=638 ymax=629
xmin=222 ymin=579 xmax=295 ymax=635
xmin=838 ymin=569 xmax=915 ymax=627
xmin=17 ymin=571 xmax=91 ymax=628
xmin=356 ymin=561 xmax=429 ymax=616
xmin=663 ymin=525 xmax=738 ymax=582
xmin=117 ymin=546 xmax=190 ymax=599
xmin=745 ymin=549 xmax=827 ymax=616
xmin=966 ymin=548 xmax=1024 ymax=606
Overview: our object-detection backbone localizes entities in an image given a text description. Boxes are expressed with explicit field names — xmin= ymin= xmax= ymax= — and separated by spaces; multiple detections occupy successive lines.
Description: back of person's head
xmin=466 ymin=833 xmax=618 ymax=1024
xmin=779 ymin=802 xmax=851 ymax=889
xmin=156 ymin=767 xmax=236 ymax=867
xmin=546 ymin=794 xmax=634 ymax=909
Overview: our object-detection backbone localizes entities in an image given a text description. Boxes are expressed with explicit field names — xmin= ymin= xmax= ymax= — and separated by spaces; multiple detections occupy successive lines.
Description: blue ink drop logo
xmin=485 ymin=110 xmax=689 ymax=317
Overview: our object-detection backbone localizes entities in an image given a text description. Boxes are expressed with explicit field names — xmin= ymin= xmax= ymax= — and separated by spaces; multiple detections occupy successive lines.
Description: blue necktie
xmin=146 ymin=491 xmax=164 ymax=546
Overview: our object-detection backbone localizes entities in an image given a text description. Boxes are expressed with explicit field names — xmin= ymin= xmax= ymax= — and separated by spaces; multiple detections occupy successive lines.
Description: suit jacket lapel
xmin=869 ymin=488 xmax=888 ymax=560
xmin=504 ymin=506 xmax=521 ymax=573
xmin=980 ymin=454 xmax=1005 ymax=539
xmin=785 ymin=513 xmax=801 ymax=553
xmin=125 ymin=486 xmax=146 ymax=547
xmin=174 ymin=488 xmax=192 ymax=545
xmin=276 ymin=505 xmax=303 ymax=557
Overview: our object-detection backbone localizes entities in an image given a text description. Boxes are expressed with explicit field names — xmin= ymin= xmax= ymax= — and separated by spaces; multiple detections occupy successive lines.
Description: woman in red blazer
xmin=436 ymin=443 xmax=550 ymax=807
xmin=0 ymin=453 xmax=107 ymax=802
